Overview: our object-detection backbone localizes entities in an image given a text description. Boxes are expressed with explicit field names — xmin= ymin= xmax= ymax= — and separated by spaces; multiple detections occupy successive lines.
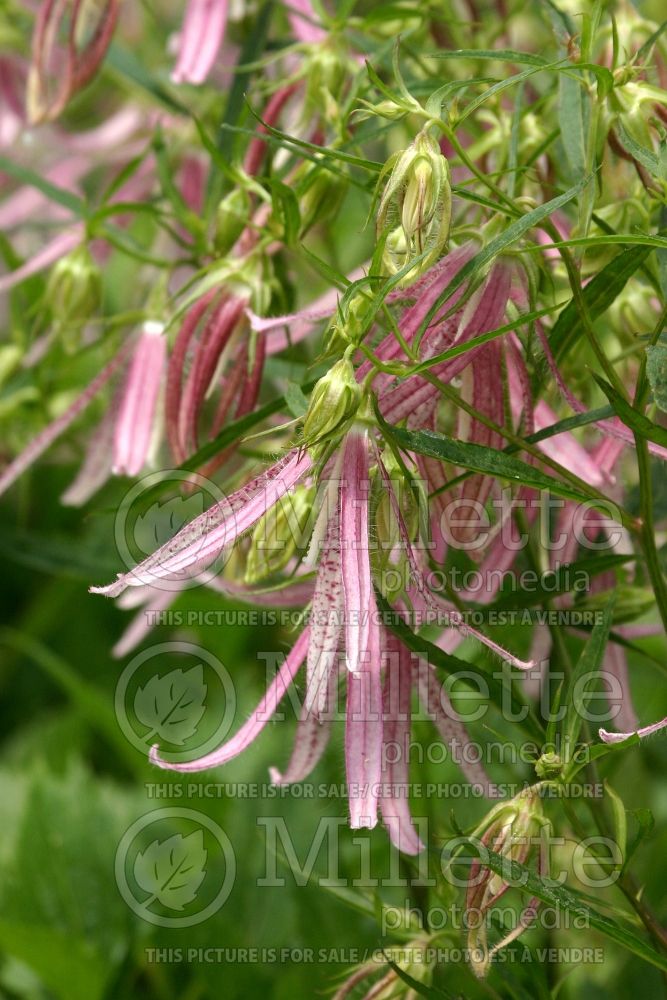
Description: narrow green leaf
xmin=558 ymin=74 xmax=587 ymax=179
xmin=550 ymin=245 xmax=653 ymax=359
xmin=605 ymin=782 xmax=628 ymax=866
xmin=425 ymin=48 xmax=549 ymax=67
xmin=593 ymin=374 xmax=667 ymax=449
xmin=615 ymin=121 xmax=662 ymax=178
xmin=474 ymin=845 xmax=667 ymax=971
xmin=560 ymin=595 xmax=615 ymax=761
xmin=646 ymin=342 xmax=667 ymax=412
xmin=0 ymin=155 xmax=85 ymax=216
xmin=384 ymin=424 xmax=595 ymax=505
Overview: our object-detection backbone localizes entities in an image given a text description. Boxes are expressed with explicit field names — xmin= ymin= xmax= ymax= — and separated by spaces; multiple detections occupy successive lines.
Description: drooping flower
xmin=171 ymin=0 xmax=230 ymax=85
xmin=27 ymin=0 xmax=120 ymax=123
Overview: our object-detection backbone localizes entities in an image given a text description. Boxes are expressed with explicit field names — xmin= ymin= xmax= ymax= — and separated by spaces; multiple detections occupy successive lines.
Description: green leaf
xmin=593 ymin=374 xmax=667 ymax=449
xmin=558 ymin=74 xmax=587 ymax=179
xmin=417 ymin=176 xmax=592 ymax=342
xmin=425 ymin=48 xmax=549 ymax=67
xmin=605 ymin=782 xmax=627 ymax=866
xmin=646 ymin=342 xmax=667 ymax=412
xmin=385 ymin=959 xmax=452 ymax=998
xmin=490 ymin=553 xmax=634 ymax=609
xmin=625 ymin=808 xmax=655 ymax=867
xmin=0 ymin=921 xmax=109 ymax=1000
xmin=560 ymin=595 xmax=615 ymax=762
xmin=615 ymin=121 xmax=662 ymax=179
xmin=472 ymin=844 xmax=667 ymax=971
xmin=0 ymin=629 xmax=140 ymax=774
xmin=383 ymin=424 xmax=597 ymax=505
xmin=285 ymin=381 xmax=309 ymax=418
xmin=550 ymin=245 xmax=653 ymax=359
xmin=0 ymin=155 xmax=85 ymax=217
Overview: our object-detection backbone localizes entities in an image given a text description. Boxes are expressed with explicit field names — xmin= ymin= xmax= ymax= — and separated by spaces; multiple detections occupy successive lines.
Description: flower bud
xmin=535 ymin=751 xmax=563 ymax=780
xmin=466 ymin=788 xmax=546 ymax=979
xmin=376 ymin=131 xmax=451 ymax=283
xmin=302 ymin=354 xmax=361 ymax=447
xmin=245 ymin=485 xmax=315 ymax=584
xmin=214 ymin=188 xmax=250 ymax=254
xmin=47 ymin=246 xmax=101 ymax=346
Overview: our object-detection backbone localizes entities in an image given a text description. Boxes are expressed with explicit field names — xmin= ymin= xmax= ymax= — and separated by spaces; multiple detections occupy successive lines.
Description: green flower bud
xmin=302 ymin=354 xmax=361 ymax=447
xmin=535 ymin=751 xmax=563 ymax=780
xmin=245 ymin=484 xmax=315 ymax=584
xmin=47 ymin=246 xmax=101 ymax=344
xmin=376 ymin=131 xmax=451 ymax=283
xmin=214 ymin=188 xmax=250 ymax=253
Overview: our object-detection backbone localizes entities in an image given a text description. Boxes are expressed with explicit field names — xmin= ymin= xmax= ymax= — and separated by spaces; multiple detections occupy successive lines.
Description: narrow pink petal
xmin=112 ymin=588 xmax=177 ymax=659
xmin=306 ymin=510 xmax=343 ymax=714
xmin=599 ymin=715 xmax=667 ymax=744
xmin=112 ymin=322 xmax=166 ymax=476
xmin=90 ymin=449 xmax=312 ymax=596
xmin=269 ymin=668 xmax=335 ymax=784
xmin=150 ymin=628 xmax=309 ymax=770
xmin=60 ymin=396 xmax=116 ymax=506
xmin=339 ymin=430 xmax=373 ymax=674
xmin=346 ymin=601 xmax=383 ymax=829
xmin=0 ymin=339 xmax=132 ymax=498
xmin=171 ymin=0 xmax=229 ymax=84
xmin=380 ymin=631 xmax=424 ymax=855
xmin=286 ymin=0 xmax=327 ymax=43
xmin=249 ymin=266 xmax=367 ymax=354
xmin=0 ymin=225 xmax=84 ymax=294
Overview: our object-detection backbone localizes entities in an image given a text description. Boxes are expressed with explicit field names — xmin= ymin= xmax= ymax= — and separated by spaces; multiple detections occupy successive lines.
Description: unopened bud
xmin=535 ymin=751 xmax=563 ymax=780
xmin=376 ymin=131 xmax=451 ymax=283
xmin=47 ymin=246 xmax=101 ymax=344
xmin=245 ymin=485 xmax=315 ymax=584
xmin=214 ymin=188 xmax=250 ymax=253
xmin=302 ymin=353 xmax=361 ymax=447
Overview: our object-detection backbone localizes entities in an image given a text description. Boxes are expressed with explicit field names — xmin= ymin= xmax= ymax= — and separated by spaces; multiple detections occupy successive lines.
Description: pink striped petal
xmin=0 ymin=338 xmax=132 ymax=498
xmin=339 ymin=430 xmax=373 ymax=674
xmin=599 ymin=715 xmax=667 ymax=744
xmin=380 ymin=631 xmax=424 ymax=855
xmin=269 ymin=668 xmax=335 ymax=784
xmin=112 ymin=322 xmax=166 ymax=476
xmin=90 ymin=449 xmax=312 ymax=596
xmin=306 ymin=511 xmax=343 ymax=714
xmin=346 ymin=602 xmax=383 ymax=829
xmin=171 ymin=0 xmax=229 ymax=84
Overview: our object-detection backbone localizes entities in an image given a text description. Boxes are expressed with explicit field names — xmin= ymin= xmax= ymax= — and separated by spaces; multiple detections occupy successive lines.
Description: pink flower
xmin=27 ymin=0 xmax=120 ymax=123
xmin=171 ymin=0 xmax=230 ymax=85
xmin=112 ymin=321 xmax=167 ymax=477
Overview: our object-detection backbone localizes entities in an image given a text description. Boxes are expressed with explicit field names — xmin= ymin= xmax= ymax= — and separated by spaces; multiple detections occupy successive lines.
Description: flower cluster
xmin=1 ymin=0 xmax=667 ymax=982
